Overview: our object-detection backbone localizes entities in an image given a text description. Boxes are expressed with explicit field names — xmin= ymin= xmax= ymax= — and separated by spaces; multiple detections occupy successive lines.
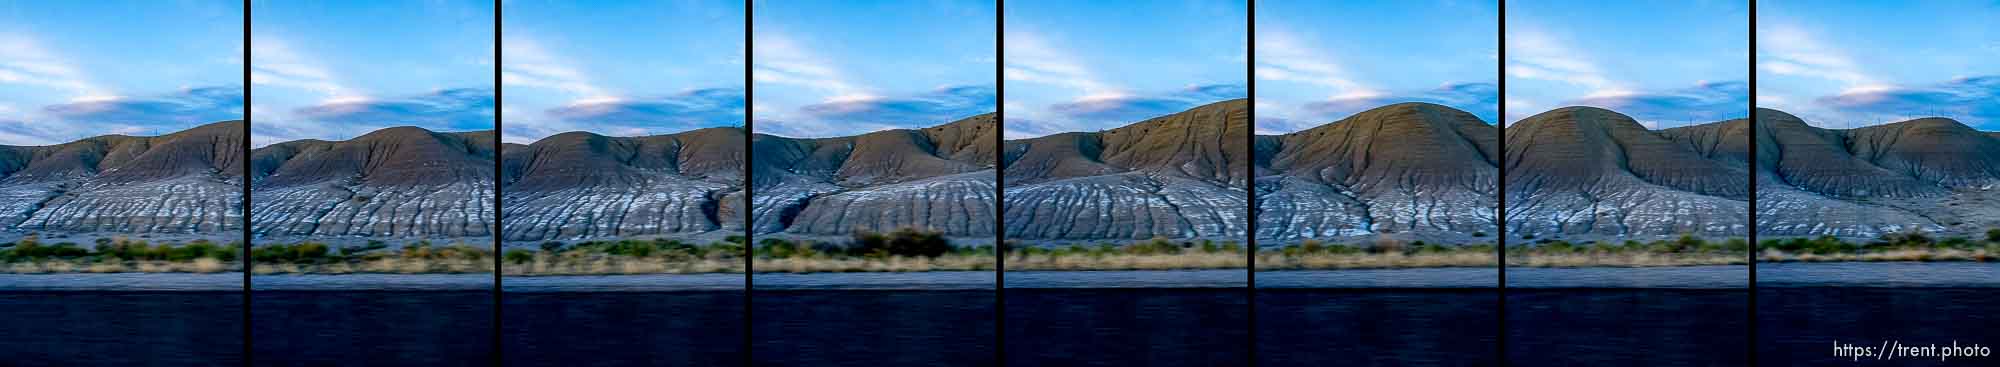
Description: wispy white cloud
xmin=1253 ymin=28 xmax=1375 ymax=99
xmin=1002 ymin=30 xmax=1249 ymax=138
xmin=998 ymin=100 xmax=1085 ymax=139
xmin=0 ymin=86 xmax=240 ymax=145
xmin=799 ymin=85 xmax=991 ymax=124
xmin=1756 ymin=23 xmax=1880 ymax=92
xmin=1503 ymin=97 xmax=1536 ymax=125
xmin=500 ymin=35 xmax=612 ymax=101
xmin=751 ymin=30 xmax=982 ymax=138
xmin=0 ymin=34 xmax=112 ymax=101
xmin=1814 ymin=76 xmax=2000 ymax=129
xmin=250 ymin=37 xmax=360 ymax=101
xmin=44 ymin=86 xmax=243 ymax=125
xmin=1000 ymin=31 xmax=1137 ymax=138
xmin=1504 ymin=27 xmax=1624 ymax=95
xmin=1002 ymin=31 xmax=1118 ymax=99
xmin=507 ymin=88 xmax=743 ymax=143
xmin=1570 ymin=81 xmax=1749 ymax=128
xmin=250 ymin=88 xmax=493 ymax=147
xmin=752 ymin=117 xmax=899 ymax=139
xmin=1301 ymin=82 xmax=1499 ymax=123
xmin=752 ymin=31 xmax=873 ymax=102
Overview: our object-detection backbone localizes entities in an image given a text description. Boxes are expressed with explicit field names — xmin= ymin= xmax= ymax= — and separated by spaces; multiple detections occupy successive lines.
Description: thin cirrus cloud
xmin=751 ymin=86 xmax=995 ymax=139
xmin=752 ymin=30 xmax=995 ymax=138
xmin=0 ymin=86 xmax=243 ymax=146
xmin=798 ymin=85 xmax=993 ymax=125
xmin=1503 ymin=27 xmax=1620 ymax=95
xmin=1003 ymin=30 xmax=1244 ymax=138
xmin=0 ymin=34 xmax=111 ymax=100
xmin=1757 ymin=1 xmax=1999 ymax=129
xmin=751 ymin=32 xmax=872 ymax=102
xmin=292 ymin=88 xmax=494 ymax=130
xmin=248 ymin=37 xmax=358 ymax=100
xmin=1047 ymin=84 xmax=1245 ymax=122
xmin=249 ymin=89 xmax=492 ymax=147
xmin=1002 ymin=32 xmax=1114 ymax=98
xmin=1504 ymin=1 xmax=1747 ymax=128
xmin=44 ymin=86 xmax=244 ymax=126
xmin=499 ymin=36 xmax=609 ymax=100
xmin=544 ymin=88 xmax=743 ymax=130
xmin=1252 ymin=0 xmax=1496 ymax=134
xmin=1816 ymin=76 xmax=2000 ymax=129
xmin=1756 ymin=23 xmax=1876 ymax=91
xmin=1569 ymin=81 xmax=1749 ymax=127
xmin=500 ymin=33 xmax=743 ymax=143
xmin=0 ymin=1 xmax=242 ymax=146
xmin=1300 ymin=83 xmax=1500 ymax=125
xmin=1253 ymin=29 xmax=1370 ymax=96
xmin=1004 ymin=0 xmax=1245 ymax=138
xmin=1001 ymin=84 xmax=1244 ymax=139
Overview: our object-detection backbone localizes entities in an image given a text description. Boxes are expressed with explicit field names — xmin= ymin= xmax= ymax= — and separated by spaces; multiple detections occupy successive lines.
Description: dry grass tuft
xmin=1758 ymin=248 xmax=1994 ymax=263
xmin=503 ymin=252 xmax=745 ymax=276
xmin=1007 ymin=252 xmax=1245 ymax=271
xmin=1256 ymin=251 xmax=1494 ymax=270
xmin=1505 ymin=252 xmax=1745 ymax=267
xmin=748 ymin=255 xmax=995 ymax=273
xmin=1 ymin=260 xmax=243 ymax=274
xmin=248 ymin=258 xmax=492 ymax=275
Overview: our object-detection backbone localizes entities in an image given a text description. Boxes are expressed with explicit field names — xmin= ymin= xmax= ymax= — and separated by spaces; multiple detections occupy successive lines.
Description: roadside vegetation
xmin=755 ymin=229 xmax=992 ymax=273
xmin=14 ymin=228 xmax=1998 ymax=274
xmin=0 ymin=236 xmax=240 ymax=273
xmin=1757 ymin=231 xmax=2000 ymax=263
xmin=1004 ymin=237 xmax=1245 ymax=271
xmin=502 ymin=237 xmax=743 ymax=275
xmin=253 ymin=240 xmax=492 ymax=274
xmin=1257 ymin=239 xmax=1493 ymax=270
xmin=1504 ymin=235 xmax=1747 ymax=267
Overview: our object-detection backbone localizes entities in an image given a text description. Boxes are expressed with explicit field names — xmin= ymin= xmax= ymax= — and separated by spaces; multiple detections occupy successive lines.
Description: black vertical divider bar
xmin=994 ymin=0 xmax=1007 ymax=365
xmin=491 ymin=1 xmax=504 ymax=365
xmin=1495 ymin=1 xmax=1509 ymax=365
xmin=1746 ymin=1 xmax=1759 ymax=364
xmin=241 ymin=1 xmax=253 ymax=365
xmin=742 ymin=1 xmax=756 ymax=365
xmin=1243 ymin=0 xmax=1257 ymax=365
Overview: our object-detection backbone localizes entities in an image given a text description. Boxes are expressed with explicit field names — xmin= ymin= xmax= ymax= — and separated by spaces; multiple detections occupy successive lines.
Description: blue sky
xmin=503 ymin=0 xmax=742 ymax=143
xmin=752 ymin=0 xmax=994 ymax=138
xmin=1505 ymin=0 xmax=1748 ymax=128
xmin=251 ymin=0 xmax=492 ymax=147
xmin=1759 ymin=0 xmax=2000 ymax=130
xmin=0 ymin=1 xmax=242 ymax=145
xmin=1004 ymin=0 xmax=1246 ymax=138
xmin=1256 ymin=0 xmax=1496 ymax=133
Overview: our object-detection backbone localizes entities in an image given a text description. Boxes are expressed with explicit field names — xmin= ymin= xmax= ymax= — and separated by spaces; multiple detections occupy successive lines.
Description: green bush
xmin=1124 ymin=237 xmax=1182 ymax=255
xmin=4 ymin=239 xmax=88 ymax=259
xmin=504 ymin=249 xmax=535 ymax=264
xmin=169 ymin=241 xmax=222 ymax=261
xmin=439 ymin=245 xmax=488 ymax=260
xmin=755 ymin=239 xmax=817 ymax=259
xmin=290 ymin=243 xmax=329 ymax=261
xmin=1299 ymin=240 xmax=1325 ymax=254
xmin=341 ymin=241 xmax=389 ymax=257
xmin=1721 ymin=238 xmax=1750 ymax=253
xmin=849 ymin=228 xmax=953 ymax=258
